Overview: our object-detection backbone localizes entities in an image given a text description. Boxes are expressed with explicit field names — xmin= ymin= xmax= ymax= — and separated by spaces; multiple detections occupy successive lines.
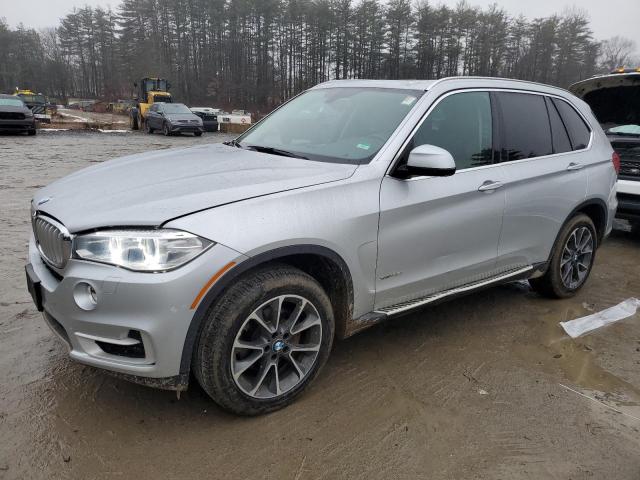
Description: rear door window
xmin=545 ymin=97 xmax=572 ymax=154
xmin=408 ymin=91 xmax=493 ymax=170
xmin=551 ymin=98 xmax=591 ymax=150
xmin=496 ymin=92 xmax=552 ymax=161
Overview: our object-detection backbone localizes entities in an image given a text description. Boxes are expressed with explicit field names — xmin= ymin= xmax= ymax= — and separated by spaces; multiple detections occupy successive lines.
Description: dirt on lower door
xmin=1 ymin=130 xmax=639 ymax=479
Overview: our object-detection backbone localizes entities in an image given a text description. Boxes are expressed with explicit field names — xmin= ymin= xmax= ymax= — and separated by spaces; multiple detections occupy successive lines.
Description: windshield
xmin=18 ymin=94 xmax=45 ymax=104
xmin=163 ymin=104 xmax=191 ymax=114
xmin=237 ymin=87 xmax=424 ymax=164
xmin=145 ymin=78 xmax=168 ymax=92
xmin=606 ymin=124 xmax=640 ymax=136
xmin=0 ymin=98 xmax=25 ymax=107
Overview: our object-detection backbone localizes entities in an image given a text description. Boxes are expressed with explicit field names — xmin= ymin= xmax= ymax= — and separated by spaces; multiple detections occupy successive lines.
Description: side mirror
xmin=402 ymin=144 xmax=456 ymax=177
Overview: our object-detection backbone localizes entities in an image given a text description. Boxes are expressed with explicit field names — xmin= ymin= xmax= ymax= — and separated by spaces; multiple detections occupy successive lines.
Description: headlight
xmin=73 ymin=229 xmax=213 ymax=272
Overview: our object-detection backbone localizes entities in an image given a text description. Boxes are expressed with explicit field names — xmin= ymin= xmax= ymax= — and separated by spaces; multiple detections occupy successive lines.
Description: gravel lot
xmin=1 ymin=130 xmax=639 ymax=479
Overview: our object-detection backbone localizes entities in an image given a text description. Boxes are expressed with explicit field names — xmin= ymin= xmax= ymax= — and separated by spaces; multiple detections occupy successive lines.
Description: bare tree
xmin=1 ymin=0 xmax=634 ymax=111
xmin=599 ymin=35 xmax=637 ymax=71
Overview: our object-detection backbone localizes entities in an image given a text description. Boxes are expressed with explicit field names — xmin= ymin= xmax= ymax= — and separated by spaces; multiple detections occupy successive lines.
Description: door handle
xmin=478 ymin=180 xmax=503 ymax=192
xmin=566 ymin=162 xmax=584 ymax=171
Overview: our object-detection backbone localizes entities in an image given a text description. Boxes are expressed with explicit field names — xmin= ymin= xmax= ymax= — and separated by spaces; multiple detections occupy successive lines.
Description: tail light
xmin=612 ymin=151 xmax=621 ymax=174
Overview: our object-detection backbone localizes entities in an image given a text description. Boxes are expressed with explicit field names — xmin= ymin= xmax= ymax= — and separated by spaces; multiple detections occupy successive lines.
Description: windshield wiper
xmin=245 ymin=145 xmax=308 ymax=160
xmin=223 ymin=138 xmax=243 ymax=148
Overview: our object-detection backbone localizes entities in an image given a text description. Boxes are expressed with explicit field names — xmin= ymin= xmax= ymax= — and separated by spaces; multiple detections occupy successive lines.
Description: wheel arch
xmin=179 ymin=244 xmax=354 ymax=379
xmin=545 ymin=197 xmax=608 ymax=267
xmin=572 ymin=198 xmax=608 ymax=245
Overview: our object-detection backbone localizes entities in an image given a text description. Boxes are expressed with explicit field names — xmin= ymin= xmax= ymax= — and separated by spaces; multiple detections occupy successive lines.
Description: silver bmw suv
xmin=26 ymin=77 xmax=618 ymax=415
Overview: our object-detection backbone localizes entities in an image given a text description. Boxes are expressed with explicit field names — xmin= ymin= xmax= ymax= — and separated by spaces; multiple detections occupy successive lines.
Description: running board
xmin=374 ymin=266 xmax=533 ymax=317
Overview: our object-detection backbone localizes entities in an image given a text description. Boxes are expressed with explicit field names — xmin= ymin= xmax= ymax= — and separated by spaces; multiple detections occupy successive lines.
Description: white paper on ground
xmin=560 ymin=298 xmax=640 ymax=338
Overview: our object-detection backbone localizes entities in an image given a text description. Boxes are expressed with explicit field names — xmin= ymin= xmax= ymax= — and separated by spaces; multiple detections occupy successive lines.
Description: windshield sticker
xmin=356 ymin=143 xmax=371 ymax=150
xmin=401 ymin=96 xmax=417 ymax=106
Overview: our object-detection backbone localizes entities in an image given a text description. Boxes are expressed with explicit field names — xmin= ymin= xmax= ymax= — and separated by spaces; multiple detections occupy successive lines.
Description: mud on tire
xmin=194 ymin=264 xmax=335 ymax=415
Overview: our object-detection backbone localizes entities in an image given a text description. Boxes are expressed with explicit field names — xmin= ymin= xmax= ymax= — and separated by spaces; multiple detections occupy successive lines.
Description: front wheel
xmin=194 ymin=264 xmax=334 ymax=415
xmin=194 ymin=131 xmax=202 ymax=137
xmin=145 ymin=121 xmax=154 ymax=134
xmin=529 ymin=214 xmax=597 ymax=298
xmin=27 ymin=129 xmax=36 ymax=136
xmin=163 ymin=122 xmax=171 ymax=136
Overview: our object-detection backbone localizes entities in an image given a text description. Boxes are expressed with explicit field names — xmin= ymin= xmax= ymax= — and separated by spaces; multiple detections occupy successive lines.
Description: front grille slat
xmin=0 ymin=112 xmax=25 ymax=120
xmin=33 ymin=216 xmax=71 ymax=269
xmin=612 ymin=141 xmax=640 ymax=179
xmin=620 ymin=160 xmax=640 ymax=178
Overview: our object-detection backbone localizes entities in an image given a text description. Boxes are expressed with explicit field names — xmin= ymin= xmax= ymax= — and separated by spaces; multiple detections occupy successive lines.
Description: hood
xmin=570 ymin=73 xmax=640 ymax=130
xmin=33 ymin=143 xmax=358 ymax=232
xmin=0 ymin=105 xmax=31 ymax=114
xmin=166 ymin=112 xmax=201 ymax=122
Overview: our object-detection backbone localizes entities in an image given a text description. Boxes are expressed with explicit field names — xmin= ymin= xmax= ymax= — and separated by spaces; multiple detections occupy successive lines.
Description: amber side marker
xmin=190 ymin=261 xmax=236 ymax=309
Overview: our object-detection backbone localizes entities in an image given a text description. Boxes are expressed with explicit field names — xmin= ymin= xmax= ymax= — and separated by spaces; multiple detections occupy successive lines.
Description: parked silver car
xmin=26 ymin=77 xmax=618 ymax=415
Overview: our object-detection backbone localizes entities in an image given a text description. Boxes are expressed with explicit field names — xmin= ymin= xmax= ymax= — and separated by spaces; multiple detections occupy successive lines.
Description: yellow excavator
xmin=129 ymin=77 xmax=172 ymax=130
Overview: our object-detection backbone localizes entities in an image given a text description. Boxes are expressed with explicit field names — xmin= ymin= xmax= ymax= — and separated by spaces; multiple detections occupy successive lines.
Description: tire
xmin=27 ymin=129 xmax=36 ymax=136
xmin=163 ymin=122 xmax=171 ymax=136
xmin=194 ymin=264 xmax=335 ymax=415
xmin=194 ymin=131 xmax=202 ymax=137
xmin=130 ymin=113 xmax=139 ymax=130
xmin=145 ymin=121 xmax=154 ymax=134
xmin=529 ymin=213 xmax=597 ymax=298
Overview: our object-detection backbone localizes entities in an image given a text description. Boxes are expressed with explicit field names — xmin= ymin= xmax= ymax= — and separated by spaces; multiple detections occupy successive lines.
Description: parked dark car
xmin=190 ymin=107 xmax=219 ymax=132
xmin=0 ymin=94 xmax=36 ymax=135
xmin=144 ymin=102 xmax=204 ymax=136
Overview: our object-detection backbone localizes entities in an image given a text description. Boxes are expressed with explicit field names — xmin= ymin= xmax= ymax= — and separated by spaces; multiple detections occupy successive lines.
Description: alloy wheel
xmin=560 ymin=226 xmax=593 ymax=289
xmin=230 ymin=295 xmax=323 ymax=399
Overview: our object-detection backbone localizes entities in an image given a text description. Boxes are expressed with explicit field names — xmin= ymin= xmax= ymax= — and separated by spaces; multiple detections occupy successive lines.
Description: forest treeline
xmin=0 ymin=0 xmax=637 ymax=112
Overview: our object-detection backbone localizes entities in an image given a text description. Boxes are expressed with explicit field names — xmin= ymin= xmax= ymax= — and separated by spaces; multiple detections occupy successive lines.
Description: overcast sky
xmin=1 ymin=0 xmax=639 ymax=48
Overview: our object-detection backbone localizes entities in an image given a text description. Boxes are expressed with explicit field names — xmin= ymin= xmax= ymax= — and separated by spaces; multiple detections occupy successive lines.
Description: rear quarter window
xmin=551 ymin=98 xmax=591 ymax=150
xmin=496 ymin=92 xmax=553 ymax=161
xmin=545 ymin=97 xmax=572 ymax=154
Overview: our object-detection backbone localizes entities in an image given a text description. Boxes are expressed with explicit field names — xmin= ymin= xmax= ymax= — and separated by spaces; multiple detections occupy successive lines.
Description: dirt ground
xmin=1 ymin=130 xmax=639 ymax=479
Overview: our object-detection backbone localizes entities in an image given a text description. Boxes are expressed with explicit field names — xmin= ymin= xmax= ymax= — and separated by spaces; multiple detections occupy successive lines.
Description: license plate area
xmin=25 ymin=264 xmax=44 ymax=312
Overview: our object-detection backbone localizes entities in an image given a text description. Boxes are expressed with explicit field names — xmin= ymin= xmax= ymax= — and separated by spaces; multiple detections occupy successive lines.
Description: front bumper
xmin=169 ymin=123 xmax=204 ymax=134
xmin=616 ymin=179 xmax=640 ymax=222
xmin=27 ymin=235 xmax=245 ymax=388
xmin=34 ymin=114 xmax=51 ymax=123
xmin=0 ymin=118 xmax=35 ymax=131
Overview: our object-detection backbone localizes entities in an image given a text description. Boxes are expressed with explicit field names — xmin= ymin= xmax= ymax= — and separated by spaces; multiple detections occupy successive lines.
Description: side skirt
xmin=351 ymin=265 xmax=535 ymax=333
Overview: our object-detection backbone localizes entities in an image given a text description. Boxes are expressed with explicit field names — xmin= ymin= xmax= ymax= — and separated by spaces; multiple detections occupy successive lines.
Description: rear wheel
xmin=145 ymin=121 xmax=154 ymax=134
xmin=529 ymin=214 xmax=597 ymax=298
xmin=194 ymin=264 xmax=334 ymax=415
xmin=129 ymin=112 xmax=139 ymax=130
xmin=27 ymin=129 xmax=36 ymax=136
xmin=194 ymin=131 xmax=202 ymax=137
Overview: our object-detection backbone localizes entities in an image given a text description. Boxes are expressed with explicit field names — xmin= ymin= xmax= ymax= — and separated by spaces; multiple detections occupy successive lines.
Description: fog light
xmin=73 ymin=282 xmax=98 ymax=311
